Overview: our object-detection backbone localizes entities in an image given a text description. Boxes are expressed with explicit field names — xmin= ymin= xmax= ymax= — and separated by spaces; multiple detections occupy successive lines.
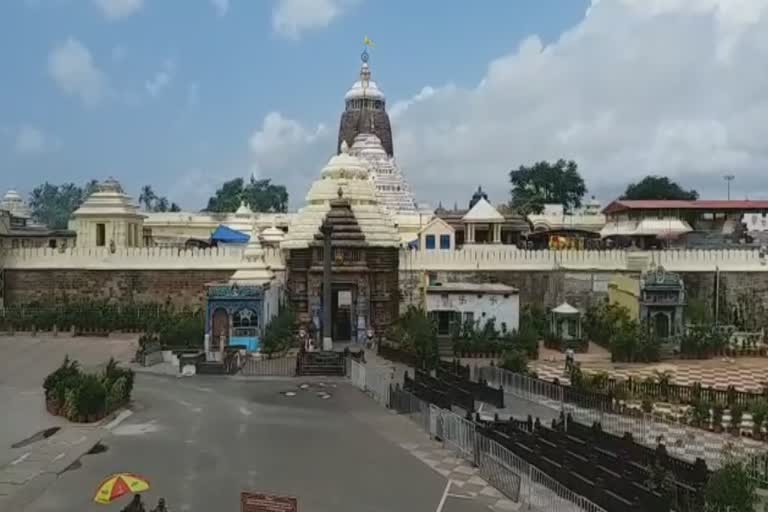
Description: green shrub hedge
xmin=43 ymin=356 xmax=134 ymax=422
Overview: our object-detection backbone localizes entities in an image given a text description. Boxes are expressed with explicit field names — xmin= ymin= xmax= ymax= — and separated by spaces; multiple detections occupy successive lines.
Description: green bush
xmin=261 ymin=308 xmax=296 ymax=355
xmin=387 ymin=306 xmax=438 ymax=368
xmin=77 ymin=374 xmax=107 ymax=418
xmin=499 ymin=350 xmax=528 ymax=374
xmin=704 ymin=461 xmax=758 ymax=512
xmin=3 ymin=300 xmax=203 ymax=340
xmin=43 ymin=357 xmax=133 ymax=422
xmin=43 ymin=356 xmax=81 ymax=402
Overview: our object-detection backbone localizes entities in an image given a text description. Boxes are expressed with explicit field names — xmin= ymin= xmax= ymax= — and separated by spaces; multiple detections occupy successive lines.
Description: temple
xmin=283 ymin=142 xmax=400 ymax=346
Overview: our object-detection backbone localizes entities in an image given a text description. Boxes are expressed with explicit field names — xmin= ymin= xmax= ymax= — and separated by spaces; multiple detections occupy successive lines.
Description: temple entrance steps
xmin=437 ymin=338 xmax=454 ymax=358
xmin=297 ymin=351 xmax=346 ymax=376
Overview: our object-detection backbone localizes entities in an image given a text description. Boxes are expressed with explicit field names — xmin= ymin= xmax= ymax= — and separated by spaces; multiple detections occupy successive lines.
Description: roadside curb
xmin=0 ymin=425 xmax=107 ymax=511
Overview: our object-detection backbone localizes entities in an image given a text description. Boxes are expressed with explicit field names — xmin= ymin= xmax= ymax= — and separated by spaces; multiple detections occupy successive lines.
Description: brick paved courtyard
xmin=533 ymin=342 xmax=768 ymax=392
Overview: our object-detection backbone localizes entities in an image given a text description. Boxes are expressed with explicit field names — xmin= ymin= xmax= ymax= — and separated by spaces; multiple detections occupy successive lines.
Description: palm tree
xmin=155 ymin=197 xmax=169 ymax=212
xmin=138 ymin=185 xmax=156 ymax=211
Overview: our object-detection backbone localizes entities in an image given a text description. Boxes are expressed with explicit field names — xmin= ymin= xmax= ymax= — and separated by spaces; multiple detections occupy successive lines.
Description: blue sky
xmin=3 ymin=0 xmax=768 ymax=210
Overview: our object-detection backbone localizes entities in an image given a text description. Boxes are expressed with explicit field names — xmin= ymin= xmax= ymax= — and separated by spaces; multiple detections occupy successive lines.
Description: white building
xmin=425 ymin=282 xmax=520 ymax=336
xmin=70 ymin=178 xmax=146 ymax=248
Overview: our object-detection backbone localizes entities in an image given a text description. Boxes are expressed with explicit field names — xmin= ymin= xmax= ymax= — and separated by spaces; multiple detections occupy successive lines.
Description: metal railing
xmin=385 ymin=383 xmax=606 ymax=511
xmin=474 ymin=365 xmax=768 ymax=481
xmin=351 ymin=360 xmax=366 ymax=390
xmin=350 ymin=360 xmax=393 ymax=407
xmin=239 ymin=356 xmax=296 ymax=376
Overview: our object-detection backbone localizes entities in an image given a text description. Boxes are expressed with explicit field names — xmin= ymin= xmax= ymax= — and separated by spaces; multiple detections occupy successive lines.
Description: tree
xmin=509 ymin=159 xmax=586 ymax=214
xmin=205 ymin=177 xmax=288 ymax=213
xmin=244 ymin=178 xmax=289 ymax=213
xmin=206 ymin=178 xmax=244 ymax=213
xmin=387 ymin=306 xmax=438 ymax=369
xmin=138 ymin=185 xmax=180 ymax=213
xmin=621 ymin=176 xmax=699 ymax=201
xmin=704 ymin=461 xmax=758 ymax=512
xmin=29 ymin=181 xmax=98 ymax=230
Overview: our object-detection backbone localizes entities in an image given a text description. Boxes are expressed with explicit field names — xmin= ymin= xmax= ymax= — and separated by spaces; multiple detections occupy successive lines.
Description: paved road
xmin=21 ymin=373 xmax=486 ymax=512
xmin=0 ymin=335 xmax=136 ymax=468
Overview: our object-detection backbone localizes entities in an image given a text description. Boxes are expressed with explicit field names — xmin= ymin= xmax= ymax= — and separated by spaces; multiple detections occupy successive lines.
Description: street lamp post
xmin=724 ymin=174 xmax=735 ymax=200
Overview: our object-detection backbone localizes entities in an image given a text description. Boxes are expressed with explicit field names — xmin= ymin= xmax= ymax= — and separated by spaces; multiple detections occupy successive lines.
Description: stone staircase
xmin=195 ymin=361 xmax=227 ymax=375
xmin=437 ymin=338 xmax=454 ymax=358
xmin=297 ymin=351 xmax=346 ymax=376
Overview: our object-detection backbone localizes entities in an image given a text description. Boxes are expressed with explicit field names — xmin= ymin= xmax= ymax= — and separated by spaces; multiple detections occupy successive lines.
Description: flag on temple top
xmin=363 ymin=36 xmax=375 ymax=47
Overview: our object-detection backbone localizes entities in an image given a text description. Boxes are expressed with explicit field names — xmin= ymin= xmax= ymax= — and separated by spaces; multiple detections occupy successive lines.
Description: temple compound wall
xmin=4 ymin=247 xmax=768 ymax=311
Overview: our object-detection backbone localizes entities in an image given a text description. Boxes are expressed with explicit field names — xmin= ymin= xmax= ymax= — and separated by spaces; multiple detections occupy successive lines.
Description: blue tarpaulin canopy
xmin=210 ymin=225 xmax=249 ymax=244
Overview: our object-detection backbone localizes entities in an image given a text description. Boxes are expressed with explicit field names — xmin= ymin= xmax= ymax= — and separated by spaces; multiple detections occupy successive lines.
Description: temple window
xmin=232 ymin=308 xmax=259 ymax=337
xmin=425 ymin=235 xmax=436 ymax=250
xmin=440 ymin=234 xmax=451 ymax=250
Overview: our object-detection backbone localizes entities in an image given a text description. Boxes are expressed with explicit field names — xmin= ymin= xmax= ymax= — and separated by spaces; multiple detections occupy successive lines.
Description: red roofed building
xmin=601 ymin=199 xmax=768 ymax=249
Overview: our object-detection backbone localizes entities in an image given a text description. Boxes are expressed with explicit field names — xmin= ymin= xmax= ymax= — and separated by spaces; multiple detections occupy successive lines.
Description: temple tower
xmin=337 ymin=52 xmax=394 ymax=157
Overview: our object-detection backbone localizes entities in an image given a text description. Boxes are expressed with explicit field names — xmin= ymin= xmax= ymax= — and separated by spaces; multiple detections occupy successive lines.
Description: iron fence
xmin=389 ymin=386 xmax=430 ymax=432
xmin=475 ymin=365 xmax=768 ymax=481
xmin=385 ymin=381 xmax=608 ymax=511
xmin=239 ymin=356 xmax=296 ymax=376
xmin=474 ymin=435 xmax=524 ymax=502
xmin=351 ymin=360 xmax=366 ymax=390
xmin=350 ymin=361 xmax=393 ymax=407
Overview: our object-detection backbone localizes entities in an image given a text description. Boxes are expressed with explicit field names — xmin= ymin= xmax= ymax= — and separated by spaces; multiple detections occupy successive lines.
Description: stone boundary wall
xmin=3 ymin=246 xmax=767 ymax=272
xmin=403 ymin=247 xmax=768 ymax=272
xmin=1 ymin=246 xmax=286 ymax=270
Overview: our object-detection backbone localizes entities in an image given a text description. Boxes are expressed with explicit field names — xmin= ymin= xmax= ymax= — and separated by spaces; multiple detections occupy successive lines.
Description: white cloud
xmin=272 ymin=0 xmax=356 ymax=39
xmin=248 ymin=112 xmax=330 ymax=201
xmin=145 ymin=60 xmax=175 ymax=98
xmin=14 ymin=125 xmax=59 ymax=155
xmin=93 ymin=0 xmax=143 ymax=20
xmin=250 ymin=0 xmax=768 ymax=206
xmin=210 ymin=0 xmax=229 ymax=16
xmin=389 ymin=0 xmax=768 ymax=203
xmin=48 ymin=38 xmax=107 ymax=107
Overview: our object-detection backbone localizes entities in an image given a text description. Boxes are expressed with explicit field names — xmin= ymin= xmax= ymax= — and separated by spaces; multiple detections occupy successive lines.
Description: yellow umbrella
xmin=93 ymin=473 xmax=150 ymax=504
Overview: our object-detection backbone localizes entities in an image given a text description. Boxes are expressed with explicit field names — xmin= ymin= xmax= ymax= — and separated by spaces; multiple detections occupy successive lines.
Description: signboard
xmin=241 ymin=492 xmax=298 ymax=512
xmin=338 ymin=290 xmax=352 ymax=307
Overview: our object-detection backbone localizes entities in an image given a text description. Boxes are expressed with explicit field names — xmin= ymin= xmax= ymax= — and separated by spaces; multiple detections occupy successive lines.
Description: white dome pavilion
xmin=1 ymin=189 xmax=32 ymax=219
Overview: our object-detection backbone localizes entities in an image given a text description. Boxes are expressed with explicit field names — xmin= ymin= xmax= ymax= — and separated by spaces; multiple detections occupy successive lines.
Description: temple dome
xmin=1 ymin=189 xmax=32 ymax=219
xmin=235 ymin=200 xmax=253 ymax=216
xmin=230 ymin=222 xmax=273 ymax=285
xmin=260 ymin=224 xmax=285 ymax=244
xmin=72 ymin=178 xmax=143 ymax=218
xmin=282 ymin=142 xmax=400 ymax=249
xmin=305 ymin=142 xmax=377 ymax=204
xmin=344 ymin=63 xmax=385 ymax=101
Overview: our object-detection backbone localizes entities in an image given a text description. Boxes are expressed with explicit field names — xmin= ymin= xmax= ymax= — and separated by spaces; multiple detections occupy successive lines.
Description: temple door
xmin=212 ymin=308 xmax=230 ymax=351
xmin=654 ymin=313 xmax=670 ymax=339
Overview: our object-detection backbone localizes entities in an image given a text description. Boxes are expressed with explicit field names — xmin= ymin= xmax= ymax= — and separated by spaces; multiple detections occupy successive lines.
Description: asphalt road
xmin=0 ymin=335 xmax=136 ymax=468
xmin=21 ymin=373 xmax=487 ymax=512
